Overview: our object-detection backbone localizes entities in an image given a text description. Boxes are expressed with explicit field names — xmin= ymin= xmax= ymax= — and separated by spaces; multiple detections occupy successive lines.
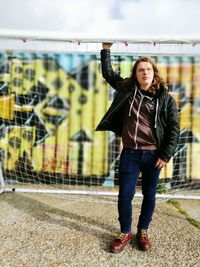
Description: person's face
xmin=136 ymin=61 xmax=154 ymax=90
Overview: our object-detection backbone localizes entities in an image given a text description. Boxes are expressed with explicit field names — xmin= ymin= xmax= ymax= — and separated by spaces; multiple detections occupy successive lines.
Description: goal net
xmin=0 ymin=31 xmax=200 ymax=199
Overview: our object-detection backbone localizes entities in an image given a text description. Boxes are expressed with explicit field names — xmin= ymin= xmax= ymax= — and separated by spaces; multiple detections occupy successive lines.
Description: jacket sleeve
xmin=159 ymin=94 xmax=180 ymax=162
xmin=101 ymin=49 xmax=124 ymax=90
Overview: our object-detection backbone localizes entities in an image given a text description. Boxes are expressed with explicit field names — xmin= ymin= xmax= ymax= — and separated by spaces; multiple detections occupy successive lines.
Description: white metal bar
xmin=0 ymin=162 xmax=5 ymax=194
xmin=0 ymin=29 xmax=200 ymax=44
xmin=4 ymin=187 xmax=200 ymax=200
xmin=0 ymin=30 xmax=200 ymax=56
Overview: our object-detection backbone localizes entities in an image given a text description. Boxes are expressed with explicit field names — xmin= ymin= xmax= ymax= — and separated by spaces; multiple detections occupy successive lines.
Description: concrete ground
xmin=0 ymin=192 xmax=199 ymax=267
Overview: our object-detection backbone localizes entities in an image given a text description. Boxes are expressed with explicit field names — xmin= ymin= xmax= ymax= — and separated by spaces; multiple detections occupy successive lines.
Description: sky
xmin=0 ymin=0 xmax=199 ymax=40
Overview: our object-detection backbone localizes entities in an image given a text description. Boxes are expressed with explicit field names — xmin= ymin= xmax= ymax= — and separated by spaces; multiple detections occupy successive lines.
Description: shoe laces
xmin=140 ymin=229 xmax=148 ymax=239
xmin=116 ymin=232 xmax=126 ymax=240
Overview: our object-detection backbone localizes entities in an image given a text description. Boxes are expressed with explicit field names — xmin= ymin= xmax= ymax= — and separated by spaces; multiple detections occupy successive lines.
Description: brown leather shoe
xmin=136 ymin=229 xmax=152 ymax=251
xmin=110 ymin=232 xmax=133 ymax=253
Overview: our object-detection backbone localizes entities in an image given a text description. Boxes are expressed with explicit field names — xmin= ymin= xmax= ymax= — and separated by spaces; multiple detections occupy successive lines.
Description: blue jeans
xmin=118 ymin=148 xmax=161 ymax=233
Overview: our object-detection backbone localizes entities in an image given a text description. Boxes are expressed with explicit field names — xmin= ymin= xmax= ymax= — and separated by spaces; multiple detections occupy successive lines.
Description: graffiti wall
xmin=0 ymin=51 xmax=199 ymax=185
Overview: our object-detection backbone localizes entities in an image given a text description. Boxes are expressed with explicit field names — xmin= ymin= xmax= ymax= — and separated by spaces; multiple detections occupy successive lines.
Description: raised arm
xmin=102 ymin=42 xmax=113 ymax=49
xmin=101 ymin=42 xmax=124 ymax=90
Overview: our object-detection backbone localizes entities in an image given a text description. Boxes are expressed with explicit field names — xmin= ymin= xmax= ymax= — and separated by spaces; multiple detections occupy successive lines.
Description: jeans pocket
xmin=118 ymin=162 xmax=133 ymax=173
xmin=118 ymin=149 xmax=133 ymax=173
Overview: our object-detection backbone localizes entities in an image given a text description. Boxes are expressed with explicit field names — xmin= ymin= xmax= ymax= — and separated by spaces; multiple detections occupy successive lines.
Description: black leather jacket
xmin=96 ymin=49 xmax=180 ymax=162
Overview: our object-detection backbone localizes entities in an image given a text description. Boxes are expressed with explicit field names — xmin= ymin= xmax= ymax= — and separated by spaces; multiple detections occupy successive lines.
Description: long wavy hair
xmin=118 ymin=57 xmax=165 ymax=94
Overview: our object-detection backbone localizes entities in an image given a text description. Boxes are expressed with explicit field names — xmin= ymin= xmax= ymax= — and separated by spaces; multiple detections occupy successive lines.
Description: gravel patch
xmin=0 ymin=193 xmax=199 ymax=267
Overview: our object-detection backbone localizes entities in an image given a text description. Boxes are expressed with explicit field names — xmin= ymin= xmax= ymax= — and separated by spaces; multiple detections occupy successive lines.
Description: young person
xmin=96 ymin=43 xmax=179 ymax=252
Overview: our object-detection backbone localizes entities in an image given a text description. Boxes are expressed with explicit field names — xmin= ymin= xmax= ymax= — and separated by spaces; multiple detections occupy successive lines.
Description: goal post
xmin=0 ymin=29 xmax=200 ymax=55
xmin=0 ymin=30 xmax=200 ymax=200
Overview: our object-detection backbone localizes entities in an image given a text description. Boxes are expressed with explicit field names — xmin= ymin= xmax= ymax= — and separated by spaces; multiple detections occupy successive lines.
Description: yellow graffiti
xmin=0 ymin=53 xmax=199 ymax=182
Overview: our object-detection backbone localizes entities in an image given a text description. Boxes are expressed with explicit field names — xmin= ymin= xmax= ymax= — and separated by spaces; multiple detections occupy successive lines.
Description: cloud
xmin=118 ymin=0 xmax=200 ymax=37
xmin=0 ymin=0 xmax=199 ymax=39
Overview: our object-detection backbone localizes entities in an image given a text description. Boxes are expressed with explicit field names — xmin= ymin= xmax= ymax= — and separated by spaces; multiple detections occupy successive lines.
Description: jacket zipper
xmin=106 ymin=91 xmax=133 ymax=121
xmin=134 ymin=95 xmax=145 ymax=149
